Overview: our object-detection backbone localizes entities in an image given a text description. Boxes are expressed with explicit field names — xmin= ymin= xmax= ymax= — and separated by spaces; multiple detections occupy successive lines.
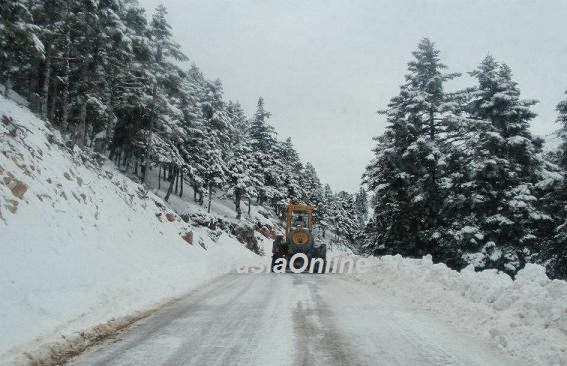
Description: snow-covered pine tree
xmin=335 ymin=191 xmax=359 ymax=245
xmin=181 ymin=65 xmax=209 ymax=203
xmin=108 ymin=1 xmax=154 ymax=168
xmin=227 ymin=101 xmax=250 ymax=147
xmin=249 ymin=97 xmax=282 ymax=206
xmin=224 ymin=100 xmax=261 ymax=216
xmin=301 ymin=162 xmax=321 ymax=203
xmin=545 ymin=180 xmax=567 ymax=279
xmin=200 ymin=79 xmax=232 ymax=212
xmin=30 ymin=0 xmax=69 ymax=121
xmin=226 ymin=140 xmax=262 ymax=218
xmin=315 ymin=183 xmax=334 ymax=238
xmin=364 ymin=38 xmax=460 ymax=258
xmin=277 ymin=137 xmax=304 ymax=202
xmin=556 ymin=90 xmax=567 ymax=169
xmin=457 ymin=55 xmax=551 ymax=274
xmin=249 ymin=97 xmax=275 ymax=152
xmin=85 ymin=0 xmax=128 ymax=152
xmin=539 ymin=90 xmax=567 ymax=279
xmin=0 ymin=0 xmax=43 ymax=98
xmin=288 ymin=160 xmax=325 ymax=226
xmin=65 ymin=0 xmax=101 ymax=147
xmin=144 ymin=4 xmax=189 ymax=182
xmin=551 ymin=191 xmax=567 ymax=278
xmin=354 ymin=187 xmax=368 ymax=227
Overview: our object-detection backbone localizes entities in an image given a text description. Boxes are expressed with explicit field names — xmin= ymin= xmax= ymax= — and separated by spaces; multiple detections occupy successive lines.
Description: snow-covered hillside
xmin=0 ymin=96 xmax=268 ymax=364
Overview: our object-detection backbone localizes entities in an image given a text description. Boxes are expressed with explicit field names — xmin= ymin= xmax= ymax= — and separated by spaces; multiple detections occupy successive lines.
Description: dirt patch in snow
xmin=1 ymin=173 xmax=28 ymax=199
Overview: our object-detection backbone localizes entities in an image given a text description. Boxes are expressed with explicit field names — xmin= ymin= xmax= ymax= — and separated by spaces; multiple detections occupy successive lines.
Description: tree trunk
xmin=179 ymin=169 xmax=184 ymax=197
xmin=235 ymin=189 xmax=242 ymax=219
xmin=143 ymin=127 xmax=153 ymax=183
xmin=143 ymin=87 xmax=157 ymax=184
xmin=29 ymin=58 xmax=41 ymax=114
xmin=3 ymin=68 xmax=10 ymax=97
xmin=49 ymin=80 xmax=57 ymax=122
xmin=158 ymin=165 xmax=161 ymax=189
xmin=428 ymin=109 xmax=438 ymax=231
xmin=60 ymin=33 xmax=71 ymax=134
xmin=164 ymin=169 xmax=177 ymax=202
xmin=115 ymin=147 xmax=122 ymax=166
xmin=74 ymin=96 xmax=88 ymax=147
xmin=248 ymin=197 xmax=252 ymax=216
xmin=175 ymin=167 xmax=179 ymax=194
xmin=41 ymin=44 xmax=52 ymax=120
xmin=207 ymin=183 xmax=212 ymax=213
xmin=125 ymin=152 xmax=133 ymax=175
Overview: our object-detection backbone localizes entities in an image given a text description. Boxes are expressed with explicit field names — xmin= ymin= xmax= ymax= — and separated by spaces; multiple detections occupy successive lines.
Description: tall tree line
xmin=0 ymin=0 xmax=365 ymax=240
xmin=364 ymin=38 xmax=566 ymax=279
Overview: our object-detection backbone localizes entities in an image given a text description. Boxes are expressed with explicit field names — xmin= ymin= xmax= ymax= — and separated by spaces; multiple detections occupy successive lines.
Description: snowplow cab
xmin=271 ymin=204 xmax=326 ymax=273
xmin=286 ymin=204 xmax=313 ymax=234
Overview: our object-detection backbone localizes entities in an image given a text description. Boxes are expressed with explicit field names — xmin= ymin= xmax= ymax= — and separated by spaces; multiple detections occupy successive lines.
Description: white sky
xmin=139 ymin=0 xmax=567 ymax=192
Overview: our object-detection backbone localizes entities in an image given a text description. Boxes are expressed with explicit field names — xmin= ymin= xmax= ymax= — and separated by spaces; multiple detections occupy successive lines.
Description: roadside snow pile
xmin=0 ymin=96 xmax=263 ymax=364
xmin=353 ymin=255 xmax=567 ymax=366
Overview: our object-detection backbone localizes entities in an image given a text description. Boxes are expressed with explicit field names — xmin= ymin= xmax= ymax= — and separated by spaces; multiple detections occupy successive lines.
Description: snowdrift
xmin=0 ymin=96 xmax=264 ymax=364
xmin=353 ymin=255 xmax=567 ymax=366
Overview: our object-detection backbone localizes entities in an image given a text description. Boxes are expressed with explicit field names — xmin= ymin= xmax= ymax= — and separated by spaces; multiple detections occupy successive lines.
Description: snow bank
xmin=353 ymin=255 xmax=567 ymax=366
xmin=0 ymin=96 xmax=262 ymax=364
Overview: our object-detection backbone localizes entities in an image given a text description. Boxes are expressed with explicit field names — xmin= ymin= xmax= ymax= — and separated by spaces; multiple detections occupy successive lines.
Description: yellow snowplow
xmin=271 ymin=204 xmax=327 ymax=273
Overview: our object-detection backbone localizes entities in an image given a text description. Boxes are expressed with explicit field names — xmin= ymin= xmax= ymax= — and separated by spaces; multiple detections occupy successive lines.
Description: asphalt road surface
xmin=70 ymin=273 xmax=517 ymax=366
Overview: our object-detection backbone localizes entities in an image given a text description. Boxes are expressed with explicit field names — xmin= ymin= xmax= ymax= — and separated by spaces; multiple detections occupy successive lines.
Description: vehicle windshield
xmin=291 ymin=211 xmax=309 ymax=228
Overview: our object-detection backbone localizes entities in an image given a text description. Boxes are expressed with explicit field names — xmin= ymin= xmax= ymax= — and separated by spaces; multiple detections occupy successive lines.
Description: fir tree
xmin=249 ymin=97 xmax=281 ymax=205
xmin=556 ymin=90 xmax=567 ymax=169
xmin=0 ymin=0 xmax=43 ymax=96
xmin=457 ymin=56 xmax=550 ymax=274
xmin=364 ymin=38 xmax=460 ymax=258
xmin=354 ymin=187 xmax=368 ymax=226
xmin=249 ymin=97 xmax=275 ymax=153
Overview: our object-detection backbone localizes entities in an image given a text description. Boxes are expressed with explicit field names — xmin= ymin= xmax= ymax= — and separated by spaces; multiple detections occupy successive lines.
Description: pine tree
xmin=0 ymin=0 xmax=43 ymax=97
xmin=278 ymin=137 xmax=304 ymax=201
xmin=335 ymin=191 xmax=359 ymax=245
xmin=539 ymin=90 xmax=567 ymax=279
xmin=556 ymin=90 xmax=567 ymax=169
xmin=31 ymin=0 xmax=68 ymax=121
xmin=354 ymin=187 xmax=368 ymax=226
xmin=86 ymin=0 xmax=129 ymax=152
xmin=227 ymin=101 xmax=250 ymax=147
xmin=249 ymin=97 xmax=281 ymax=205
xmin=227 ymin=140 xmax=262 ymax=218
xmin=249 ymin=97 xmax=275 ymax=153
xmin=317 ymin=183 xmax=335 ymax=239
xmin=143 ymin=4 xmax=189 ymax=181
xmin=456 ymin=56 xmax=550 ymax=274
xmin=201 ymin=80 xmax=233 ymax=211
xmin=107 ymin=1 xmax=156 ymax=171
xmin=364 ymin=38 xmax=460 ymax=258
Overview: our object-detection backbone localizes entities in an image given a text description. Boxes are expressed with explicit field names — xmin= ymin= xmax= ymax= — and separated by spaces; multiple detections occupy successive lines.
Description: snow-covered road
xmin=70 ymin=273 xmax=519 ymax=366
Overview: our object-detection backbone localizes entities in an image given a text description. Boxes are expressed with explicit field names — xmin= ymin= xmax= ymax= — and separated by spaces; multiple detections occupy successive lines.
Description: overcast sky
xmin=139 ymin=0 xmax=567 ymax=192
